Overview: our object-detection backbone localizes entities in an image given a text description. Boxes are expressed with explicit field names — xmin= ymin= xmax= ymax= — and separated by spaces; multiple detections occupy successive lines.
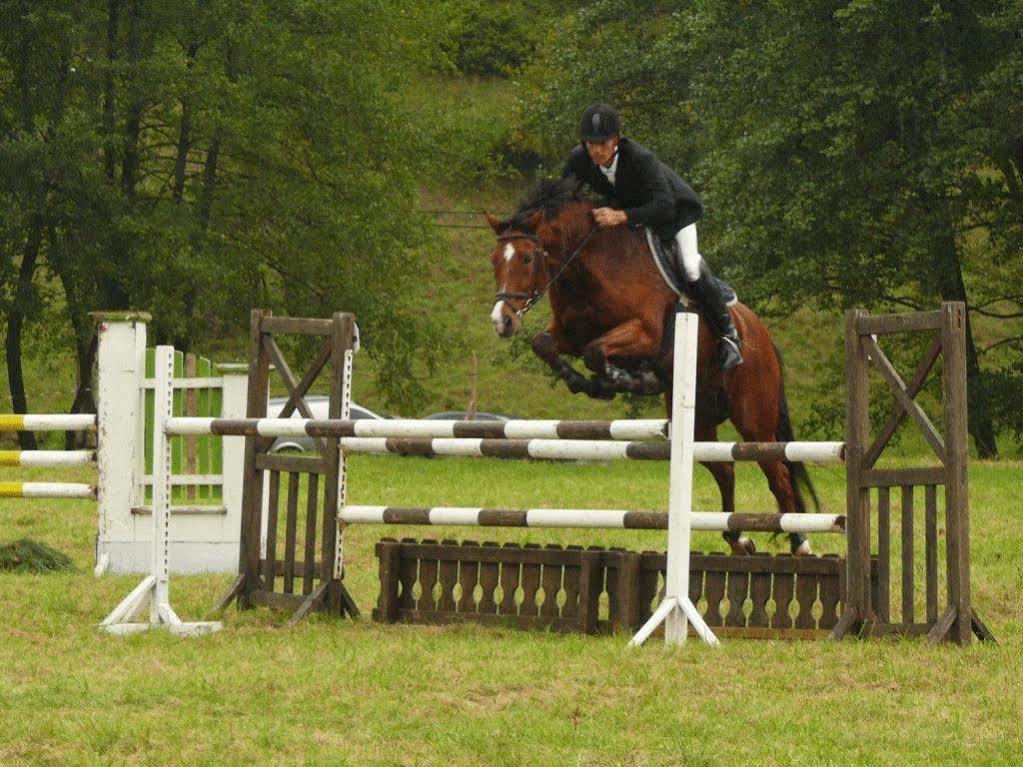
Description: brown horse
xmin=486 ymin=179 xmax=819 ymax=555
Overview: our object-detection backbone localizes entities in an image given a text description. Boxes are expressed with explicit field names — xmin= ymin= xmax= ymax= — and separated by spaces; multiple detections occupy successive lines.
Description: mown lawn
xmin=2 ymin=456 xmax=1021 ymax=766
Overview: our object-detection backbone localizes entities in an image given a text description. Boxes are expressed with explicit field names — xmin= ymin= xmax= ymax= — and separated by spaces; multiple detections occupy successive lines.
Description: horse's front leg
xmin=532 ymin=330 xmax=615 ymax=399
xmin=582 ymin=319 xmax=663 ymax=394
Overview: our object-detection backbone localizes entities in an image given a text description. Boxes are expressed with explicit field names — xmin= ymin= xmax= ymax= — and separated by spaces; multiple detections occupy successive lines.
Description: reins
xmin=495 ymin=225 xmax=600 ymax=318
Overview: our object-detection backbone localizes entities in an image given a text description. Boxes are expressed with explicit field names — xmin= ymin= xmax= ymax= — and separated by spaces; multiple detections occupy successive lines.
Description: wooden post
xmin=939 ymin=301 xmax=972 ymax=644
xmin=238 ymin=309 xmax=272 ymax=609
xmin=835 ymin=308 xmax=870 ymax=639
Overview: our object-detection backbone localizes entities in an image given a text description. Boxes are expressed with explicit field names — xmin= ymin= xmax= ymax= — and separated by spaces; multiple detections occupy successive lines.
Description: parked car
xmin=421 ymin=411 xmax=519 ymax=422
xmin=268 ymin=395 xmax=386 ymax=453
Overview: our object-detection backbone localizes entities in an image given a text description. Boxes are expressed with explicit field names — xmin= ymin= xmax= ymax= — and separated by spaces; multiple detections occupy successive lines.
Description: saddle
xmin=643 ymin=229 xmax=737 ymax=306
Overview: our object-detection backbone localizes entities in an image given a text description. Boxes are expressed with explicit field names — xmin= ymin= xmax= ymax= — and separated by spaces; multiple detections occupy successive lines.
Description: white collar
xmin=598 ymin=150 xmax=619 ymax=182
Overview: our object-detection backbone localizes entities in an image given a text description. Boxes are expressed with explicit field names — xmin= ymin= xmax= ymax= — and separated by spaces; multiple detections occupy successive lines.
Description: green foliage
xmin=0 ymin=0 xmax=456 ymax=413
xmin=516 ymin=0 xmax=1023 ymax=454
xmin=441 ymin=1 xmax=547 ymax=77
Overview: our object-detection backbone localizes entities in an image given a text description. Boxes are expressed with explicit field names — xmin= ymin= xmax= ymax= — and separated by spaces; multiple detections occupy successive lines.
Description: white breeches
xmin=673 ymin=224 xmax=703 ymax=282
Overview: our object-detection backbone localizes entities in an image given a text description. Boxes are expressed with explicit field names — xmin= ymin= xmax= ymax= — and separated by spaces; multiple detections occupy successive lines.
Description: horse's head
xmin=486 ymin=210 xmax=549 ymax=338
xmin=485 ymin=178 xmax=594 ymax=338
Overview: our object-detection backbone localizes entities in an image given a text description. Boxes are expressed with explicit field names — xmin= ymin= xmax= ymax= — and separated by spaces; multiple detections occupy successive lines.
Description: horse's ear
xmin=525 ymin=211 xmax=543 ymax=231
xmin=485 ymin=213 xmax=509 ymax=234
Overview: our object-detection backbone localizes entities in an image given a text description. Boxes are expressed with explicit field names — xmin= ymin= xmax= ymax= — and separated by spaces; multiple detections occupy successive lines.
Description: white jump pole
xmin=629 ymin=312 xmax=718 ymax=648
xmin=100 ymin=346 xmax=221 ymax=637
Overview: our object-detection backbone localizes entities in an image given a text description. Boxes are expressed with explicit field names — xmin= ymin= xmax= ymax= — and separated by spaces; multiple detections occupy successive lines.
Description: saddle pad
xmin=643 ymin=228 xmax=737 ymax=306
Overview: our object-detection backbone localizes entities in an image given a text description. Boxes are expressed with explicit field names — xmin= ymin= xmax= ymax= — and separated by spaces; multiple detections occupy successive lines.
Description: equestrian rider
xmin=562 ymin=102 xmax=743 ymax=370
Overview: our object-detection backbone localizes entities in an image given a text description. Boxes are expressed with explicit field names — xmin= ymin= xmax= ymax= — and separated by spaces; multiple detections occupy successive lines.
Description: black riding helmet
xmin=579 ymin=103 xmax=621 ymax=143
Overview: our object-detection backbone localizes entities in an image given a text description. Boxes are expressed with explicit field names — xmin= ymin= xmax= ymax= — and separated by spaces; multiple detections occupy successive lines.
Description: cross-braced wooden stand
xmin=100 ymin=346 xmax=222 ymax=636
xmin=214 ymin=311 xmax=361 ymax=625
xmin=629 ymin=312 xmax=719 ymax=648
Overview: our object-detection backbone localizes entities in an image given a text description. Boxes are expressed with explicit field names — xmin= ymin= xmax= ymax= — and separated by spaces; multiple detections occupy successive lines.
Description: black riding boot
xmin=686 ymin=263 xmax=743 ymax=370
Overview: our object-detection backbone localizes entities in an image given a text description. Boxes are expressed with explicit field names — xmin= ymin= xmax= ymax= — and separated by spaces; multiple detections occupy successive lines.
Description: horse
xmin=485 ymin=178 xmax=819 ymax=555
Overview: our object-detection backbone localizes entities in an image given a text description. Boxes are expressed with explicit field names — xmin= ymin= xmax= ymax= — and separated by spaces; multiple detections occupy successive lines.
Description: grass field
xmin=2 ymin=455 xmax=1021 ymax=766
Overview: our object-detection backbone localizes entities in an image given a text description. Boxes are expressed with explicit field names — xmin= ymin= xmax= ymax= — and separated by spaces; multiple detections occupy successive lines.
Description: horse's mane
xmin=507 ymin=178 xmax=591 ymax=230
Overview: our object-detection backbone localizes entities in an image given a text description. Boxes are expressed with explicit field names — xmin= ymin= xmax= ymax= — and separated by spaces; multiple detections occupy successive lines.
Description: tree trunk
xmin=936 ymin=222 xmax=999 ymax=458
xmin=5 ymin=220 xmax=43 ymax=450
xmin=103 ymin=0 xmax=120 ymax=181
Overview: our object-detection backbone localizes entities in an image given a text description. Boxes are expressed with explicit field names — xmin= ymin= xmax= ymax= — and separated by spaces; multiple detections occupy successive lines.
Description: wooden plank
xmin=457 ymin=541 xmax=480 ymax=613
xmin=863 ymin=334 xmax=942 ymax=469
xmin=264 ymin=336 xmax=330 ymax=458
xmin=377 ymin=540 xmax=401 ymax=622
xmin=794 ymin=572 xmax=818 ymax=630
xmin=303 ymin=473 xmax=319 ymax=595
xmin=519 ymin=544 xmax=542 ymax=617
xmin=260 ymin=316 xmax=334 ymax=336
xmin=925 ymin=484 xmax=938 ymax=623
xmin=845 ymin=308 xmax=871 ymax=631
xmin=287 ymin=580 xmax=330 ymax=626
xmin=561 ymin=546 xmax=582 ymax=620
xmin=262 ymin=471 xmax=281 ymax=593
xmin=941 ymin=302 xmax=972 ymax=644
xmin=418 ymin=545 xmax=439 ymax=612
xmin=901 ymin=486 xmax=915 ymax=625
xmin=250 ymin=589 xmax=307 ymax=611
xmin=255 ymin=453 xmax=329 ymax=474
xmin=855 ymin=310 xmax=943 ymax=335
xmin=578 ymin=550 xmax=602 ymax=634
xmin=861 ymin=467 xmax=945 ymax=488
xmin=437 ymin=546 xmax=457 ymax=612
xmin=259 ymin=558 xmax=323 ymax=579
xmin=477 ymin=544 xmax=499 ymax=614
xmin=389 ymin=609 xmax=580 ymax=633
xmin=926 ymin=604 xmax=958 ymax=645
xmin=863 ymin=336 xmax=945 ymax=461
xmin=283 ymin=472 xmax=300 ymax=594
xmin=540 ymin=545 xmax=564 ymax=619
xmin=876 ymin=486 xmax=890 ymax=623
xmin=499 ymin=544 xmax=520 ymax=615
xmin=614 ymin=552 xmax=641 ymax=630
xmin=397 ymin=541 xmax=418 ymax=610
xmin=819 ymin=556 xmax=842 ymax=629
xmin=749 ymin=571 xmax=771 ymax=627
xmin=236 ymin=309 xmax=272 ymax=608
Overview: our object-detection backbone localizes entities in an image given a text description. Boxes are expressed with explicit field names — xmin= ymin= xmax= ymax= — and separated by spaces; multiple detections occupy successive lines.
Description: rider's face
xmin=585 ymin=136 xmax=620 ymax=168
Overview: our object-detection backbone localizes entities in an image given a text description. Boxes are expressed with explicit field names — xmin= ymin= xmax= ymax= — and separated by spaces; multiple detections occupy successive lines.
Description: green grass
xmin=1 ymin=457 xmax=1021 ymax=766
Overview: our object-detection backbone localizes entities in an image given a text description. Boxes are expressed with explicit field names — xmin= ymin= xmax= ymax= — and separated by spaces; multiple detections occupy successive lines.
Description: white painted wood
xmin=524 ymin=508 xmax=629 ymax=528
xmin=12 ymin=414 xmax=97 ymax=431
xmin=427 ymin=507 xmax=487 ymax=525
xmin=15 ymin=482 xmax=96 ymax=499
xmin=630 ymin=313 xmax=718 ymax=648
xmin=1 ymin=450 xmax=95 ymax=467
xmin=95 ymin=316 xmax=147 ymax=573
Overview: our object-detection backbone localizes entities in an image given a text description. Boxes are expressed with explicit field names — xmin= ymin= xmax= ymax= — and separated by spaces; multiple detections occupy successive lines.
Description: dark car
xmin=421 ymin=411 xmax=518 ymax=422
xmin=268 ymin=395 xmax=386 ymax=453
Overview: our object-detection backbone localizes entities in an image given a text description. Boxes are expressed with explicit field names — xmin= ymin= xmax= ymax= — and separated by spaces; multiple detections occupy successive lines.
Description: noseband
xmin=494 ymin=226 xmax=598 ymax=319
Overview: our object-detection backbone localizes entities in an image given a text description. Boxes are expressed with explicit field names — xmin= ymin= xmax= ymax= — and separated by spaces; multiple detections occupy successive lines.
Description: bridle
xmin=494 ymin=226 xmax=599 ymax=318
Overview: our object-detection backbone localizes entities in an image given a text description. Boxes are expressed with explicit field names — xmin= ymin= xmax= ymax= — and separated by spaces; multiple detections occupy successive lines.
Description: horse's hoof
xmin=792 ymin=539 xmax=813 ymax=556
xmin=729 ymin=536 xmax=755 ymax=555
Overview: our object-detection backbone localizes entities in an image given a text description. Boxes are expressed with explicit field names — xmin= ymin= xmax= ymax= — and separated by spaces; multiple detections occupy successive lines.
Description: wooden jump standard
xmin=207 ymin=304 xmax=991 ymax=645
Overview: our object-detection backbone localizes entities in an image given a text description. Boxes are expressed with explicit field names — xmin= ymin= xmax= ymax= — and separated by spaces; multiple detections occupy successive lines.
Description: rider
xmin=562 ymin=102 xmax=743 ymax=370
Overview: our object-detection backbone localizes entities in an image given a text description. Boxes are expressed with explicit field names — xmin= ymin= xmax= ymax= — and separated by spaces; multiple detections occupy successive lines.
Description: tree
xmin=516 ymin=0 xmax=1023 ymax=456
xmin=1 ymin=0 xmax=448 ymax=421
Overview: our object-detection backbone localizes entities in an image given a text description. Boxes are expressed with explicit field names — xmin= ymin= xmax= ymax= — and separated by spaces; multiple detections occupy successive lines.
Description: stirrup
xmin=717 ymin=336 xmax=743 ymax=370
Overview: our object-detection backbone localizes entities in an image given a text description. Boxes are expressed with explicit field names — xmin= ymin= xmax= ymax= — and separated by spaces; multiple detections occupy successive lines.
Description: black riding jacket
xmin=562 ymin=138 xmax=703 ymax=241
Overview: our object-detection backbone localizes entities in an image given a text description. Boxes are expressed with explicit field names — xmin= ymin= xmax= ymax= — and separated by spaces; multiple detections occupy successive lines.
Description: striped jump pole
xmin=339 ymin=505 xmax=847 ymax=533
xmin=0 ymin=450 xmax=96 ymax=468
xmin=0 ymin=481 xmax=97 ymax=499
xmin=0 ymin=414 xmax=97 ymax=432
xmin=164 ymin=416 xmax=670 ymax=441
xmin=337 ymin=437 xmax=669 ymax=461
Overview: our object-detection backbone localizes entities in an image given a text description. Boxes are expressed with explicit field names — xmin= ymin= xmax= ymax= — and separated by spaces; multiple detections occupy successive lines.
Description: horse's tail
xmin=774 ymin=344 xmax=821 ymax=515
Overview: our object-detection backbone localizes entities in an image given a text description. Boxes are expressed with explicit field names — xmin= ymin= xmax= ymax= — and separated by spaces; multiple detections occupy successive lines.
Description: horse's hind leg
xmin=696 ymin=421 xmax=754 ymax=555
xmin=758 ymin=459 xmax=812 ymax=555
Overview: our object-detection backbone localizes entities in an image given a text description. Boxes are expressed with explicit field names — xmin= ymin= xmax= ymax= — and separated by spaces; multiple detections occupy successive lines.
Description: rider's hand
xmin=592 ymin=207 xmax=628 ymax=228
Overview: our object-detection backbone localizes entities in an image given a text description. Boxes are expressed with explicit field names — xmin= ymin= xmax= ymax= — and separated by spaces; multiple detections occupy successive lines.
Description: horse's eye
xmin=523 ymin=254 xmax=533 ymax=265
